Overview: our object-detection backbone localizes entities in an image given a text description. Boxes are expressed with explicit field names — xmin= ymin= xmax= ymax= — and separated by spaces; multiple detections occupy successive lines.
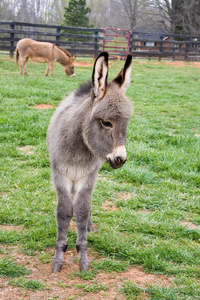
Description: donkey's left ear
xmin=113 ymin=54 xmax=132 ymax=92
xmin=92 ymin=52 xmax=108 ymax=100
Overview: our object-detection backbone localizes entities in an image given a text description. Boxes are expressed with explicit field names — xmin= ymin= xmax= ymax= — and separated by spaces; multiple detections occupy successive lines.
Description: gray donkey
xmin=47 ymin=52 xmax=133 ymax=273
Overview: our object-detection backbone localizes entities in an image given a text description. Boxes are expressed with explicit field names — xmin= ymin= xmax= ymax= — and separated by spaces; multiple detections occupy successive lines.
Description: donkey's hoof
xmin=52 ymin=263 xmax=62 ymax=273
xmin=79 ymin=259 xmax=89 ymax=271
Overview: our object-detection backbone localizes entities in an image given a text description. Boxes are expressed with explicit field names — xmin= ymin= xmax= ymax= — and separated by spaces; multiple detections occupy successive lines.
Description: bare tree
xmin=0 ymin=0 xmax=18 ymax=20
xmin=181 ymin=0 xmax=200 ymax=35
xmin=0 ymin=0 xmax=69 ymax=24
xmin=104 ymin=0 xmax=165 ymax=31
xmin=148 ymin=0 xmax=177 ymax=33
xmin=150 ymin=0 xmax=200 ymax=35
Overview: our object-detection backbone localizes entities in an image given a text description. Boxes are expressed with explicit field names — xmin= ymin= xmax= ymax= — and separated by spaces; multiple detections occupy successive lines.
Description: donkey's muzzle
xmin=108 ymin=156 xmax=127 ymax=169
xmin=106 ymin=145 xmax=127 ymax=169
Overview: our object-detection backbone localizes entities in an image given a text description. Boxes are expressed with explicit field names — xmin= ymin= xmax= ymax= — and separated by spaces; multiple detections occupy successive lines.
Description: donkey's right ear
xmin=92 ymin=52 xmax=109 ymax=100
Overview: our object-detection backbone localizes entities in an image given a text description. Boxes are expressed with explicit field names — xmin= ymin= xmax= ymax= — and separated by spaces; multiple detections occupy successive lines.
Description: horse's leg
xmin=74 ymin=174 xmax=97 ymax=271
xmin=52 ymin=170 xmax=73 ymax=273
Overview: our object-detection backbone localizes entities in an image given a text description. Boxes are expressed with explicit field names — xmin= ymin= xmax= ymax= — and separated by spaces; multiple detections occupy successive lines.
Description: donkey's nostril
xmin=115 ymin=156 xmax=123 ymax=165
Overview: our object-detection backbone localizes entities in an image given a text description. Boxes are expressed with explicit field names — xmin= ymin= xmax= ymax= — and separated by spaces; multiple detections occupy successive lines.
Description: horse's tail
xmin=15 ymin=46 xmax=19 ymax=69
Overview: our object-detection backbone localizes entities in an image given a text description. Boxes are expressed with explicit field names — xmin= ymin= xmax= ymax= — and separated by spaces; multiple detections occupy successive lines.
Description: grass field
xmin=0 ymin=56 xmax=200 ymax=299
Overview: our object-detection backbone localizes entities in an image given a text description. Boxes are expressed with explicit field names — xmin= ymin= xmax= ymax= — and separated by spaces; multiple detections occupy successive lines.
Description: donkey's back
xmin=16 ymin=38 xmax=54 ymax=61
xmin=47 ymin=52 xmax=133 ymax=273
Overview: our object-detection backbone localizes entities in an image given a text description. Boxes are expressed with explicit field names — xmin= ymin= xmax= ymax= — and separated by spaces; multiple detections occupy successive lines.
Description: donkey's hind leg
xmin=24 ymin=57 xmax=29 ymax=75
xmin=52 ymin=172 xmax=73 ymax=273
xmin=20 ymin=57 xmax=28 ymax=75
xmin=45 ymin=63 xmax=49 ymax=76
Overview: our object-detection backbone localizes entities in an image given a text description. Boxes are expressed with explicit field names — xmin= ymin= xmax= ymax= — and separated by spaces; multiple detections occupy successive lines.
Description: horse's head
xmin=64 ymin=55 xmax=76 ymax=77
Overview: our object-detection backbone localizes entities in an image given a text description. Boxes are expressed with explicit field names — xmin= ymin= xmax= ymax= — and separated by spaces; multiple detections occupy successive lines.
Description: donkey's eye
xmin=100 ymin=119 xmax=113 ymax=128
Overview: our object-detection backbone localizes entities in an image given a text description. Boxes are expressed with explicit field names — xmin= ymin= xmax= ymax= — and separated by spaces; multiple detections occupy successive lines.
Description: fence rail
xmin=0 ymin=21 xmax=103 ymax=58
xmin=0 ymin=21 xmax=200 ymax=61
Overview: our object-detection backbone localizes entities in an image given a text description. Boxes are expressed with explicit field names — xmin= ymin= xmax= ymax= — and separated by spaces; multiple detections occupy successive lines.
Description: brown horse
xmin=15 ymin=38 xmax=76 ymax=76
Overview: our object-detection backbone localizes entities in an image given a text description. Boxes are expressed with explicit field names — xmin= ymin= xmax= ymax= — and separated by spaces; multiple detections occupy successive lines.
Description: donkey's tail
xmin=15 ymin=47 xmax=19 ymax=69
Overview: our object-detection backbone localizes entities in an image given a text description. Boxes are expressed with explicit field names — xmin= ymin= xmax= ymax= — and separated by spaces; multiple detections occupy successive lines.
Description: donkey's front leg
xmin=49 ymin=62 xmax=54 ymax=76
xmin=52 ymin=175 xmax=73 ymax=273
xmin=74 ymin=181 xmax=93 ymax=271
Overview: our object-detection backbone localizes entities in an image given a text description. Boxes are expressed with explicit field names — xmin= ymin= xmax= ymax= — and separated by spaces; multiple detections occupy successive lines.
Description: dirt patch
xmin=117 ymin=192 xmax=135 ymax=201
xmin=0 ymin=246 xmax=172 ymax=300
xmin=0 ymin=225 xmax=24 ymax=231
xmin=74 ymin=61 xmax=93 ymax=67
xmin=137 ymin=60 xmax=200 ymax=67
xmin=181 ymin=221 xmax=200 ymax=230
xmin=165 ymin=61 xmax=200 ymax=67
xmin=137 ymin=209 xmax=151 ymax=214
xmin=32 ymin=104 xmax=56 ymax=109
xmin=17 ymin=145 xmax=35 ymax=155
xmin=102 ymin=200 xmax=119 ymax=211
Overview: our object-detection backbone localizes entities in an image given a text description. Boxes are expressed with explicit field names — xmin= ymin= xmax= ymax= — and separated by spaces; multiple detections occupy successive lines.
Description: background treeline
xmin=0 ymin=0 xmax=200 ymax=35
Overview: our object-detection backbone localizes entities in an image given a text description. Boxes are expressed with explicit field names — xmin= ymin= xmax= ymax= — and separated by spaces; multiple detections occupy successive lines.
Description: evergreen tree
xmin=63 ymin=0 xmax=91 ymax=27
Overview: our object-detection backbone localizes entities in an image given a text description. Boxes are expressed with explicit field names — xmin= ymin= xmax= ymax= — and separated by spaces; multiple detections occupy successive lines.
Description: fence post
xmin=129 ymin=31 xmax=133 ymax=54
xmin=94 ymin=29 xmax=99 ymax=59
xmin=10 ymin=23 xmax=15 ymax=58
xmin=159 ymin=35 xmax=163 ymax=61
xmin=184 ymin=36 xmax=190 ymax=61
xmin=56 ymin=26 xmax=61 ymax=46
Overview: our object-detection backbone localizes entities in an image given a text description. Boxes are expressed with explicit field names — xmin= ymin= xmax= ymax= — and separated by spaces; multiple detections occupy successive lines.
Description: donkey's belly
xmin=31 ymin=56 xmax=47 ymax=63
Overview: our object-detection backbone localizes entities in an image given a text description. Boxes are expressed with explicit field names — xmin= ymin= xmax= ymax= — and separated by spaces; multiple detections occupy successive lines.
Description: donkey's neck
xmin=55 ymin=47 xmax=70 ymax=66
xmin=55 ymin=96 xmax=101 ymax=179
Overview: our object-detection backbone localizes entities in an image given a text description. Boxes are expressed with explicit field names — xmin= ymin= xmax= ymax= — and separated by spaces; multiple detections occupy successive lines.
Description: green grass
xmin=75 ymin=282 xmax=108 ymax=293
xmin=91 ymin=258 xmax=129 ymax=272
xmin=121 ymin=280 xmax=143 ymax=299
xmin=9 ymin=277 xmax=50 ymax=290
xmin=0 ymin=258 xmax=30 ymax=277
xmin=0 ymin=56 xmax=200 ymax=299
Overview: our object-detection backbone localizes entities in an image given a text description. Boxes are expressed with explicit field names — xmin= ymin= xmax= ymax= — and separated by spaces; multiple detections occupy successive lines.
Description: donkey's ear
xmin=92 ymin=52 xmax=109 ymax=100
xmin=113 ymin=54 xmax=132 ymax=92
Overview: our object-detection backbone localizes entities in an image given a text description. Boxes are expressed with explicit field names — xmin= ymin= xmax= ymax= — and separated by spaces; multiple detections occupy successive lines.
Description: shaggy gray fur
xmin=47 ymin=52 xmax=133 ymax=272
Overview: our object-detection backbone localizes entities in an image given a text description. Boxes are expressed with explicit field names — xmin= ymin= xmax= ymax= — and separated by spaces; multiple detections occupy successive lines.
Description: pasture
xmin=0 ymin=56 xmax=200 ymax=299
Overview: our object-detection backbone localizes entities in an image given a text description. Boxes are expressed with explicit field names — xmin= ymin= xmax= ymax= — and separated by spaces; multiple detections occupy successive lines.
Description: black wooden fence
xmin=0 ymin=21 xmax=200 ymax=61
xmin=0 ymin=21 xmax=104 ymax=58
xmin=130 ymin=31 xmax=200 ymax=61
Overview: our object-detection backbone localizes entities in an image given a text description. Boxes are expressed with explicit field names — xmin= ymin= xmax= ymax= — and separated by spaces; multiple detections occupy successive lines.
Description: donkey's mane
xmin=75 ymin=81 xmax=93 ymax=98
xmin=55 ymin=45 xmax=72 ymax=57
